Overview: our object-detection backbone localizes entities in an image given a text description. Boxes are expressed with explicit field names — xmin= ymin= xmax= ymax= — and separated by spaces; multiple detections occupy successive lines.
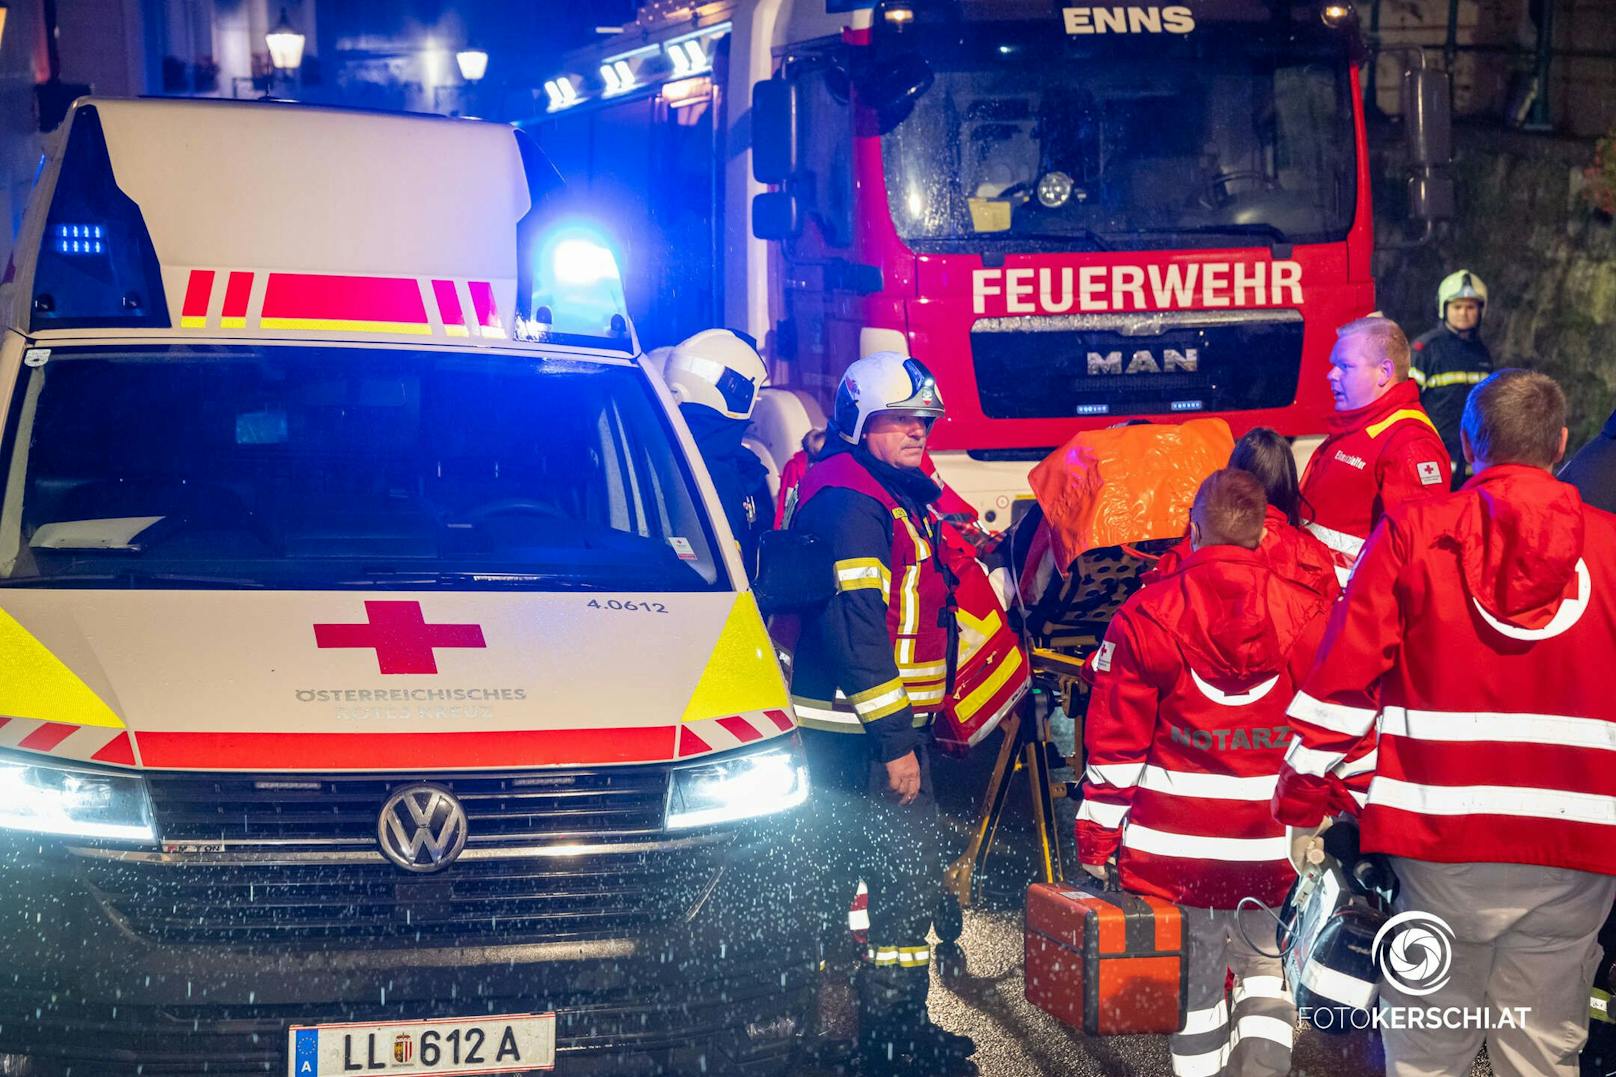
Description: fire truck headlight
xmin=0 ymin=755 xmax=155 ymax=843
xmin=666 ymin=738 xmax=811 ymax=830
xmin=1321 ymin=2 xmax=1354 ymax=27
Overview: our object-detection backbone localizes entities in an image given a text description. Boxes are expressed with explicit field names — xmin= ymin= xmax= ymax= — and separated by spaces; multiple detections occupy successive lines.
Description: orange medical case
xmin=1024 ymin=881 xmax=1187 ymax=1035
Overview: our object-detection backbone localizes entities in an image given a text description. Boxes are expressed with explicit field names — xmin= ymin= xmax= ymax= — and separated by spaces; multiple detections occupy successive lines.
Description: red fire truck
xmin=533 ymin=0 xmax=1449 ymax=522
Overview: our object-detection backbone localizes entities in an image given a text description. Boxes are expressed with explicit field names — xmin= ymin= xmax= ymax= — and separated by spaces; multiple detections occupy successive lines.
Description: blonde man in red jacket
xmin=1301 ymin=316 xmax=1451 ymax=588
xmin=1276 ymin=369 xmax=1616 ymax=1076
xmin=1078 ymin=468 xmax=1332 ymax=1077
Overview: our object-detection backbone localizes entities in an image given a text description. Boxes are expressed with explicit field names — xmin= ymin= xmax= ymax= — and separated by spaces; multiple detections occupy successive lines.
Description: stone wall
xmin=1372 ymin=122 xmax=1616 ymax=451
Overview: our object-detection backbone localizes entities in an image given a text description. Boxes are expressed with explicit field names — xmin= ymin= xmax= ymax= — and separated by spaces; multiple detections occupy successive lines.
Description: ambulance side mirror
xmin=753 ymin=530 xmax=835 ymax=616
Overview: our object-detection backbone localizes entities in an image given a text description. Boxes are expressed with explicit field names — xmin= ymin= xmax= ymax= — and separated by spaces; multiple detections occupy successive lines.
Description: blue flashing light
xmin=1074 ymin=403 xmax=1110 ymax=416
xmin=525 ymin=223 xmax=631 ymax=343
xmin=54 ymin=223 xmax=107 ymax=256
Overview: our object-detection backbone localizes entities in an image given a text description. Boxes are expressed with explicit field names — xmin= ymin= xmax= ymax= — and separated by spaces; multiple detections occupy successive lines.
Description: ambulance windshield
xmin=880 ymin=24 xmax=1356 ymax=250
xmin=0 ymin=345 xmax=727 ymax=591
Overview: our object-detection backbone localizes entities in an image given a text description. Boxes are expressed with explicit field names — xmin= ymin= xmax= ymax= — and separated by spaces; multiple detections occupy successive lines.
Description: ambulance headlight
xmin=666 ymin=738 xmax=810 ymax=830
xmin=0 ymin=755 xmax=155 ymax=842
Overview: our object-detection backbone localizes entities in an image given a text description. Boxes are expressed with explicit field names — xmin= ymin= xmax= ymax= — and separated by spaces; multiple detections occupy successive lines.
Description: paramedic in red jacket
xmin=1147 ymin=427 xmax=1339 ymax=601
xmin=1299 ymin=316 xmax=1451 ymax=587
xmin=1078 ymin=469 xmax=1331 ymax=1077
xmin=1275 ymin=369 xmax=1616 ymax=1077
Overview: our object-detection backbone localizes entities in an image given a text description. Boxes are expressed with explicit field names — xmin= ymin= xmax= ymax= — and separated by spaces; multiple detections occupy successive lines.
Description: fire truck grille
xmin=78 ymin=768 xmax=714 ymax=946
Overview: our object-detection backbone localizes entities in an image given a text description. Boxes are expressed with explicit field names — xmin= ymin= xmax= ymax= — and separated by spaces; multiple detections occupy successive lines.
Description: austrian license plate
xmin=288 ymin=1013 xmax=556 ymax=1075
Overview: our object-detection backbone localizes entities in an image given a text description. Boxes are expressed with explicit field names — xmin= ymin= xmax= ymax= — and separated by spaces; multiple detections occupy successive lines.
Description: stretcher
xmin=940 ymin=511 xmax=1175 ymax=935
xmin=939 ymin=418 xmax=1232 ymax=938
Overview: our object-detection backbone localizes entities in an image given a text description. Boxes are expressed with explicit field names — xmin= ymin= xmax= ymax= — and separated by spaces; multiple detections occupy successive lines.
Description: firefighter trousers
xmin=1171 ymin=906 xmax=1295 ymax=1077
xmin=1380 ymin=857 xmax=1616 ymax=1077
xmin=798 ymin=729 xmax=941 ymax=1029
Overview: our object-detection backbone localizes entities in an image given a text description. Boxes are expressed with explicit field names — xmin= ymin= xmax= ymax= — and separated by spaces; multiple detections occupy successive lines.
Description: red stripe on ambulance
xmin=261 ymin=273 xmax=430 ymax=325
xmin=133 ymin=727 xmax=677 ymax=770
xmin=181 ymin=269 xmax=214 ymax=323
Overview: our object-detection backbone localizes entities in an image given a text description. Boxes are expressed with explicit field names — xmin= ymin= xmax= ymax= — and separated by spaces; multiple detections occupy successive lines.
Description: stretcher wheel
xmin=934 ymin=890 xmax=965 ymax=944
xmin=934 ymin=940 xmax=968 ymax=984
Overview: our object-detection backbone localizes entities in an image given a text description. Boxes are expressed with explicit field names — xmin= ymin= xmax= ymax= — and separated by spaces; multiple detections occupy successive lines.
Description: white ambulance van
xmin=0 ymin=98 xmax=814 ymax=1076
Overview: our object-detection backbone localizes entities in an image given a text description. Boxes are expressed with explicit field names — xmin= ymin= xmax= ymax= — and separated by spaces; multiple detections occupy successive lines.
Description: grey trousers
xmin=1170 ymin=906 xmax=1296 ymax=1077
xmin=1380 ymin=857 xmax=1616 ymax=1077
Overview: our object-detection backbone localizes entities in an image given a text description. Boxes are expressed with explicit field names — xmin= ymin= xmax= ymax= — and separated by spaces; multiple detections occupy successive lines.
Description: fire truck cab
xmin=533 ymin=0 xmax=1453 ymax=524
xmin=0 ymin=98 xmax=814 ymax=1076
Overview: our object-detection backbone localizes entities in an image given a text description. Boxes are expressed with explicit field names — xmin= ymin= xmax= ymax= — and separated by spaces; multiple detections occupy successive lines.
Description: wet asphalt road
xmin=790 ymin=708 xmax=1493 ymax=1076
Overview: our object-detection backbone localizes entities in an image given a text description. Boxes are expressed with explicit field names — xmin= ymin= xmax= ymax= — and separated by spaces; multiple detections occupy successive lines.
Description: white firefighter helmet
xmin=663 ymin=329 xmax=769 ymax=421
xmin=833 ymin=351 xmax=946 ymax=443
xmin=1437 ymin=269 xmax=1488 ymax=321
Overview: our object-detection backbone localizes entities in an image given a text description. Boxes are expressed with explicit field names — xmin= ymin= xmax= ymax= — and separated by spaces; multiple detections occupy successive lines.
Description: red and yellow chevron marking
xmin=176 ymin=269 xmax=505 ymax=338
xmin=676 ymin=708 xmax=795 ymax=758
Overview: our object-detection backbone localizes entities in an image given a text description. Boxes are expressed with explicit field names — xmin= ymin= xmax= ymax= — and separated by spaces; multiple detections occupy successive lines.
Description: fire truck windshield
xmin=880 ymin=27 xmax=1356 ymax=251
xmin=0 ymin=345 xmax=727 ymax=592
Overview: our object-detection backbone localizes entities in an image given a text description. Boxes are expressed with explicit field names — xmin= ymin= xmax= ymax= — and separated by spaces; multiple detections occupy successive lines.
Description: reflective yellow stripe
xmin=899 ymin=660 xmax=947 ymax=679
xmin=849 ymin=678 xmax=910 ymax=722
xmin=1366 ymin=408 xmax=1438 ymax=439
xmin=891 ymin=508 xmax=931 ymax=561
xmin=868 ymin=945 xmax=932 ymax=968
xmin=898 ymin=565 xmax=921 ymax=635
xmin=1425 ymin=370 xmax=1488 ymax=389
xmin=1409 ymin=366 xmax=1427 ymax=388
xmin=895 ymin=635 xmax=916 ymax=666
xmin=956 ymin=646 xmax=1025 ymax=720
xmin=834 ymin=557 xmax=891 ymax=597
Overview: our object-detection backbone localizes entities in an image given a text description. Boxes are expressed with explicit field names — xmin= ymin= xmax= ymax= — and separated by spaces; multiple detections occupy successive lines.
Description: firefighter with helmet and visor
xmin=1412 ymin=270 xmax=1494 ymax=487
xmin=785 ymin=351 xmax=977 ymax=1075
xmin=662 ymin=328 xmax=773 ymax=576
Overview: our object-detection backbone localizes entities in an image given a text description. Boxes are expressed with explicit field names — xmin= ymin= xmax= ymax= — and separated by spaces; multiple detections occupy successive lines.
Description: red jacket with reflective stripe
xmin=1144 ymin=505 xmax=1341 ymax=602
xmin=1275 ymin=465 xmax=1616 ymax=877
xmin=1077 ymin=545 xmax=1331 ymax=908
xmin=1299 ymin=381 xmax=1451 ymax=583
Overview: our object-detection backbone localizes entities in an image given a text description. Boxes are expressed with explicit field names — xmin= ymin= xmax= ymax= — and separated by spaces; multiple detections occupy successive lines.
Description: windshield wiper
xmin=337 ymin=569 xmax=611 ymax=591
xmin=1133 ymin=223 xmax=1292 ymax=248
xmin=0 ymin=572 xmax=268 ymax=588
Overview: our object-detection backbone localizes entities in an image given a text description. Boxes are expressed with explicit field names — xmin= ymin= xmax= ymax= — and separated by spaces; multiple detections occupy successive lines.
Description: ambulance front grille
xmin=142 ymin=766 xmax=672 ymax=846
xmin=78 ymin=842 xmax=723 ymax=946
xmin=77 ymin=767 xmax=713 ymax=945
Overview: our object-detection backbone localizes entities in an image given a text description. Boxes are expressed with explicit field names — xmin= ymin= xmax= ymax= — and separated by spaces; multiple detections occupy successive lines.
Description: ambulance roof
xmin=8 ymin=98 xmax=635 ymax=353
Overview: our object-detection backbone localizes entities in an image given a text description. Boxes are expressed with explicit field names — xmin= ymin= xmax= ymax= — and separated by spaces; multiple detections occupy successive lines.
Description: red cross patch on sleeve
xmin=1093 ymin=639 xmax=1116 ymax=673
xmin=1416 ymin=460 xmax=1444 ymax=486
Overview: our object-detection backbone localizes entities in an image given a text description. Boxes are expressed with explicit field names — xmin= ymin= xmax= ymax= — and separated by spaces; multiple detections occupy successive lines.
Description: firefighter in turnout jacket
xmin=1412 ymin=270 xmax=1493 ymax=487
xmin=1079 ymin=469 xmax=1331 ymax=1077
xmin=786 ymin=352 xmax=976 ymax=1075
xmin=1276 ymin=370 xmax=1616 ymax=1077
xmin=663 ymin=328 xmax=772 ymax=576
xmin=1300 ymin=316 xmax=1451 ymax=587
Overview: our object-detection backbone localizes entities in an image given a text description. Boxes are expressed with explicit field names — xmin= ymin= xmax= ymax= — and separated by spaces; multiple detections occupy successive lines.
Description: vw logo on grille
xmin=377 ymin=784 xmax=468 ymax=873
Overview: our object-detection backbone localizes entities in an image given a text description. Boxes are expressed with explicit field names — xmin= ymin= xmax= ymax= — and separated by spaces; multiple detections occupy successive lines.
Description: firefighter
xmin=1078 ymin=468 xmax=1330 ymax=1077
xmin=1411 ymin=270 xmax=1493 ymax=487
xmin=1275 ymin=370 xmax=1616 ymax=1076
xmin=1299 ymin=315 xmax=1450 ymax=588
xmin=663 ymin=328 xmax=772 ymax=576
xmin=786 ymin=351 xmax=976 ymax=1076
xmin=1146 ymin=427 xmax=1340 ymax=601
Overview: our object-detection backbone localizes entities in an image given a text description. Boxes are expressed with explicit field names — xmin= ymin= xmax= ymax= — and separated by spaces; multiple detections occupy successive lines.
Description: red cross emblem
xmin=313 ymin=601 xmax=486 ymax=675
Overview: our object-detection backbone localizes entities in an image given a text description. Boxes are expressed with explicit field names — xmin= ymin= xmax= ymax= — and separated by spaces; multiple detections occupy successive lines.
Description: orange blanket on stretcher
xmin=1028 ymin=418 xmax=1234 ymax=571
